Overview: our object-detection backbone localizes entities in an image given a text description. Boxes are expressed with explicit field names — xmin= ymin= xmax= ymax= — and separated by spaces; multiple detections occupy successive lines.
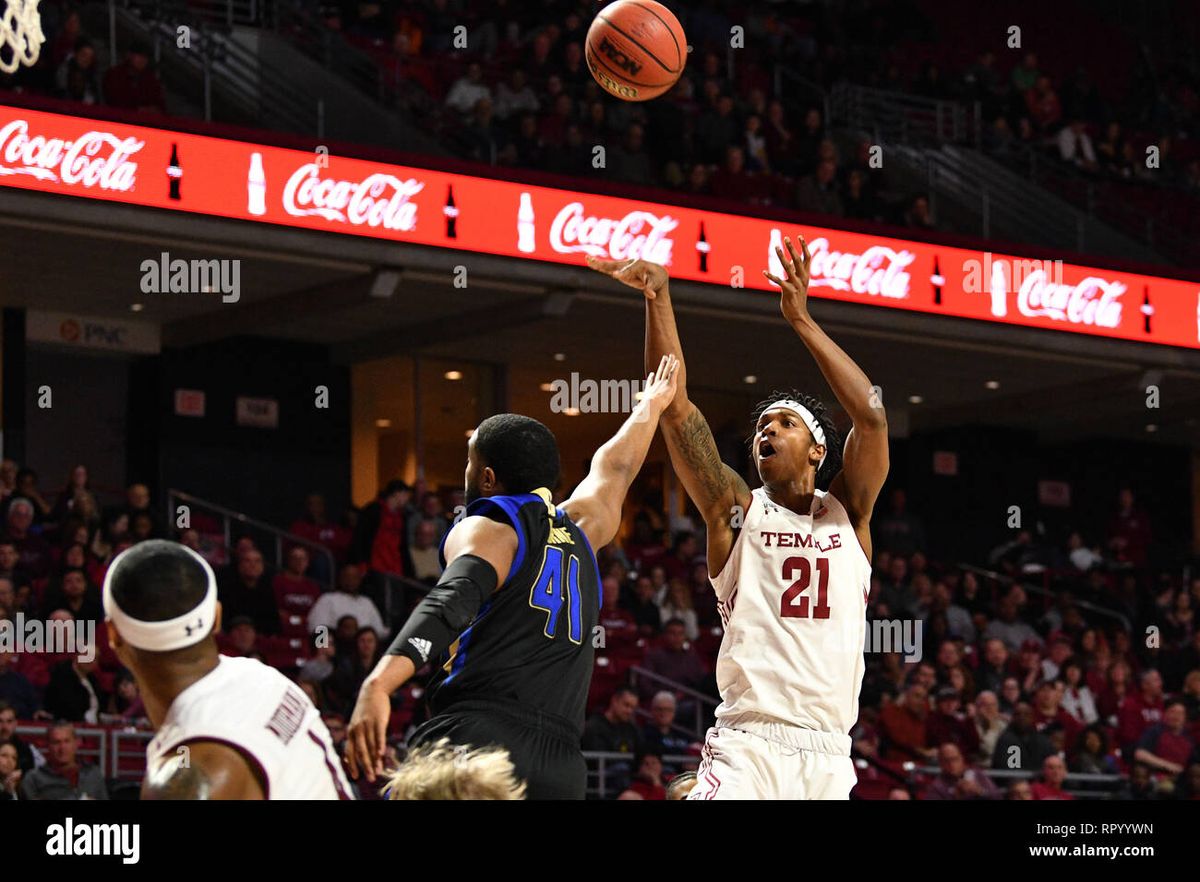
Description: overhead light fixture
xmin=130 ymin=303 xmax=144 ymax=312
xmin=553 ymin=352 xmax=566 ymax=362
xmin=564 ymin=407 xmax=581 ymax=416
xmin=908 ymin=395 xmax=923 ymax=404
xmin=369 ymin=268 xmax=402 ymax=299
xmin=743 ymin=375 xmax=757 ymax=384
xmin=539 ymin=382 xmax=555 ymax=392
xmin=985 ymin=380 xmax=1000 ymax=390
xmin=376 ymin=419 xmax=392 ymax=428
xmin=444 ymin=370 xmax=463 ymax=381
xmin=1146 ymin=424 xmax=1158 ymax=433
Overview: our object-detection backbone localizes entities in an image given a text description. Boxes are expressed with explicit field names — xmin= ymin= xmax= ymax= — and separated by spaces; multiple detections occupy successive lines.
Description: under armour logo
xmin=184 ymin=618 xmax=204 ymax=636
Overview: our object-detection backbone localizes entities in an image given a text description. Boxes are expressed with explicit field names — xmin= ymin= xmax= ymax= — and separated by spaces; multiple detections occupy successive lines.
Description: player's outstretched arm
xmin=345 ymin=517 xmax=517 ymax=782
xmin=142 ymin=742 xmax=266 ymax=800
xmin=563 ymin=354 xmax=680 ymax=549
xmin=764 ymin=236 xmax=889 ymax=547
xmin=587 ymin=256 xmax=750 ymax=575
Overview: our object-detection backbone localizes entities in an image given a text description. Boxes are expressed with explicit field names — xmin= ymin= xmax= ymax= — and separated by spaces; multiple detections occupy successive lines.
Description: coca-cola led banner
xmin=2 ymin=106 xmax=1198 ymax=349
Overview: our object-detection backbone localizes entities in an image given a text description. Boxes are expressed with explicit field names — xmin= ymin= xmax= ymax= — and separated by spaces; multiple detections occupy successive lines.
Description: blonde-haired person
xmin=658 ymin=578 xmax=699 ymax=641
xmin=385 ymin=739 xmax=526 ymax=800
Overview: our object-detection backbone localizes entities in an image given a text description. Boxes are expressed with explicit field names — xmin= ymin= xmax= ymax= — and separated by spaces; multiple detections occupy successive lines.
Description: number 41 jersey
xmin=711 ymin=487 xmax=871 ymax=737
xmin=425 ymin=487 xmax=602 ymax=728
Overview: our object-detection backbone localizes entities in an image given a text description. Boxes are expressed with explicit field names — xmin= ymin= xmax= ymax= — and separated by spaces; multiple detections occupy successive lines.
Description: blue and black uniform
xmin=405 ymin=487 xmax=602 ymax=799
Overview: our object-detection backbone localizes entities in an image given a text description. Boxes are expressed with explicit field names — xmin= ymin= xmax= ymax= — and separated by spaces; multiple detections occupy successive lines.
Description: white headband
xmin=103 ymin=543 xmax=219 ymax=651
xmin=760 ymin=399 xmax=827 ymax=467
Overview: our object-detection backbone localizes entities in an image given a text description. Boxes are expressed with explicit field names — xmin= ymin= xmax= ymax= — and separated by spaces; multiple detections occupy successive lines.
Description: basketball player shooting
xmin=346 ymin=355 xmax=680 ymax=799
xmin=588 ymin=236 xmax=889 ymax=799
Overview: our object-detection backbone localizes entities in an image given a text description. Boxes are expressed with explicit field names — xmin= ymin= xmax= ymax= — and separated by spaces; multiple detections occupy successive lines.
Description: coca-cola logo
xmin=0 ymin=120 xmax=142 ymax=191
xmin=549 ymin=201 xmax=677 ymax=263
xmin=1012 ymin=271 xmax=1124 ymax=328
xmin=282 ymin=163 xmax=424 ymax=231
xmin=805 ymin=237 xmax=914 ymax=300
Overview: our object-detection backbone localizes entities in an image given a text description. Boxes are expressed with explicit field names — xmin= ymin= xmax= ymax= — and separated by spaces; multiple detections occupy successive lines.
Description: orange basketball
xmin=586 ymin=0 xmax=687 ymax=102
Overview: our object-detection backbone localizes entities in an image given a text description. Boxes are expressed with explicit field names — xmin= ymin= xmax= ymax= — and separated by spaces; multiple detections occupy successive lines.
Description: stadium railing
xmin=910 ymin=763 xmax=1126 ymax=799
xmin=627 ymin=666 xmax=718 ymax=742
xmin=582 ymin=750 xmax=697 ymax=800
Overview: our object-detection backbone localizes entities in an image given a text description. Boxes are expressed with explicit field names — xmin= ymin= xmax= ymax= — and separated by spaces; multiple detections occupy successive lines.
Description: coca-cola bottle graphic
xmin=444 ymin=185 xmax=458 ymax=239
xmin=988 ymin=258 xmax=1008 ymax=318
xmin=697 ymin=221 xmax=710 ymax=273
xmin=768 ymin=228 xmax=784 ymax=280
xmin=517 ymin=192 xmax=536 ymax=253
xmin=167 ymin=143 xmax=182 ymax=201
xmin=931 ymin=256 xmax=943 ymax=305
xmin=247 ymin=152 xmax=266 ymax=216
xmin=1142 ymin=285 xmax=1153 ymax=334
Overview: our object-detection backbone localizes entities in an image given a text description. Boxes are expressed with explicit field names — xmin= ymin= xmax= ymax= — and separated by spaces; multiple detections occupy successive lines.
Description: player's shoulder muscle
xmin=143 ymin=740 xmax=266 ymax=800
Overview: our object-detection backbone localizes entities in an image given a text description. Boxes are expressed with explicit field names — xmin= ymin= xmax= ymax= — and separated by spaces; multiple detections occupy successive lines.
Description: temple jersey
xmin=147 ymin=655 xmax=352 ymax=799
xmin=711 ymin=487 xmax=870 ymax=736
xmin=426 ymin=487 xmax=602 ymax=727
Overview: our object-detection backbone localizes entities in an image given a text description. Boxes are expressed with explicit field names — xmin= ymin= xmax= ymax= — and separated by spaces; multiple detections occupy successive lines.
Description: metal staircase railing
xmin=167 ymin=488 xmax=336 ymax=591
xmin=831 ymin=81 xmax=983 ymax=149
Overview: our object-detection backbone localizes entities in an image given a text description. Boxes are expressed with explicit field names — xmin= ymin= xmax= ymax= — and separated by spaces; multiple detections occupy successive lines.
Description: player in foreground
xmin=588 ymin=236 xmax=888 ymax=799
xmin=384 ymin=739 xmax=525 ymax=800
xmin=346 ymin=355 xmax=680 ymax=799
xmin=104 ymin=540 xmax=352 ymax=799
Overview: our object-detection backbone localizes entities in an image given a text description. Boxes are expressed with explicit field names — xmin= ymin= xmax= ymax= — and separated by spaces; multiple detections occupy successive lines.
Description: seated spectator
xmin=878 ymin=680 xmax=933 ymax=762
xmin=926 ymin=687 xmax=980 ymax=757
xmin=20 ymin=723 xmax=107 ymax=800
xmin=641 ymin=619 xmax=707 ymax=700
xmin=1059 ymin=659 xmax=1099 ymax=724
xmin=120 ymin=483 xmax=157 ymax=536
xmin=640 ymin=691 xmax=695 ymax=768
xmin=581 ymin=686 xmax=641 ymax=755
xmin=217 ymin=546 xmax=281 ymax=636
xmin=308 ymin=563 xmax=388 ymax=639
xmin=40 ymin=567 xmax=102 ymax=625
xmin=1032 ymin=680 xmax=1082 ymax=748
xmin=924 ymin=742 xmax=1000 ymax=800
xmin=0 ymin=741 xmax=20 ymax=800
xmin=461 ymin=97 xmax=498 ymax=163
xmin=763 ymin=99 xmax=793 ymax=173
xmin=991 ymin=702 xmax=1054 ymax=772
xmin=323 ymin=626 xmax=381 ymax=718
xmin=1118 ymin=669 xmax=1165 ymax=755
xmin=289 ymin=493 xmax=352 ymax=580
xmin=444 ymin=61 xmax=491 ymax=116
xmin=982 ymin=596 xmax=1042 ymax=653
xmin=658 ymin=579 xmax=698 ymax=641
xmin=407 ymin=519 xmax=444 ymax=584
xmin=5 ymin=499 xmax=51 ymax=578
xmin=618 ymin=752 xmax=666 ymax=800
xmin=1025 ymin=75 xmax=1062 ymax=132
xmin=0 ymin=700 xmax=42 ymax=772
xmin=0 ymin=541 xmax=30 ymax=596
xmin=792 ymin=107 xmax=825 ymax=176
xmin=742 ymin=114 xmax=770 ymax=172
xmin=1030 ymin=754 xmax=1073 ymax=800
xmin=106 ymin=670 xmax=145 ymax=722
xmin=103 ymin=43 xmax=166 ymax=113
xmin=694 ymin=94 xmax=738 ymax=165
xmin=626 ymin=575 xmax=663 ymax=637
xmin=1134 ymin=699 xmax=1194 ymax=777
xmin=598 ymin=576 xmax=638 ymax=648
xmin=299 ymin=634 xmax=337 ymax=686
xmin=224 ymin=616 xmax=259 ymax=657
xmin=973 ymin=690 xmax=1008 ymax=765
xmin=795 ymin=159 xmax=843 ymax=216
xmin=493 ymin=69 xmax=539 ymax=121
xmin=875 ymin=490 xmax=925 ymax=555
xmin=1066 ymin=531 xmax=1103 ymax=571
xmin=273 ymin=546 xmax=322 ymax=618
xmin=1071 ymin=724 xmax=1119 ymax=775
xmin=609 ymin=123 xmax=654 ymax=187
xmin=0 ymin=649 xmax=37 ymax=719
xmin=902 ymin=194 xmax=936 ymax=230
xmin=707 ymin=145 xmax=752 ymax=201
xmin=877 ymin=555 xmax=916 ymax=619
xmin=43 ymin=651 xmax=104 ymax=723
xmin=1056 ymin=118 xmax=1097 ymax=172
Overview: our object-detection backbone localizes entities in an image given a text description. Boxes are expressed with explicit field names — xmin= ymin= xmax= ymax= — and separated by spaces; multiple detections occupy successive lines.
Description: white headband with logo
xmin=103 ymin=544 xmax=218 ymax=651
xmin=759 ymin=399 xmax=827 ymax=467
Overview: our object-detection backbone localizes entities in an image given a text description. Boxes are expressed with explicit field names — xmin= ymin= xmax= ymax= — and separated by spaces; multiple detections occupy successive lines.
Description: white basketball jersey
xmin=711 ymin=487 xmax=870 ymax=736
xmin=147 ymin=655 xmax=353 ymax=799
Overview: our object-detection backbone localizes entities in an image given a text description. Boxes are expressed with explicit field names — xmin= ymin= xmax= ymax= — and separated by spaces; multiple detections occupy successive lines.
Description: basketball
xmin=586 ymin=0 xmax=687 ymax=102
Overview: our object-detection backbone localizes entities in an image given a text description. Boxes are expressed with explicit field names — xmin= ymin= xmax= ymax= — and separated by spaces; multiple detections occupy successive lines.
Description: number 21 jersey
xmin=710 ymin=487 xmax=871 ymax=736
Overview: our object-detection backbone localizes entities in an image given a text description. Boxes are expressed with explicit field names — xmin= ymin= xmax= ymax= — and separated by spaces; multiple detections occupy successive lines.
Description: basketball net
xmin=0 ymin=0 xmax=45 ymax=75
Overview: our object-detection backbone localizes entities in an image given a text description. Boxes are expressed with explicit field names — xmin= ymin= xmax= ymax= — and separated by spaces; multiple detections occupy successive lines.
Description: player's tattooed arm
xmin=142 ymin=742 xmax=266 ymax=800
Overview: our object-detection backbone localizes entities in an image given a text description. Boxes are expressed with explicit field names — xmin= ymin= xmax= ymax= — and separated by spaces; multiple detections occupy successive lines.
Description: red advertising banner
xmin=1 ymin=106 xmax=1197 ymax=349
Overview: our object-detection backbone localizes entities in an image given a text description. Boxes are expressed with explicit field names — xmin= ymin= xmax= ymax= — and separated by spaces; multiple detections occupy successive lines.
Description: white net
xmin=0 ymin=0 xmax=45 ymax=75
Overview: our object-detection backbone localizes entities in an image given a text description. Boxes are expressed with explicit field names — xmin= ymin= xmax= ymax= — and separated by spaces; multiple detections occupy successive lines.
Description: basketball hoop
xmin=0 ymin=0 xmax=45 ymax=75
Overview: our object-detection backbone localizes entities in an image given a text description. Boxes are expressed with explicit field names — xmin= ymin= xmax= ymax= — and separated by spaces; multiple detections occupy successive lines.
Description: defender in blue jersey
xmin=346 ymin=355 xmax=679 ymax=798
